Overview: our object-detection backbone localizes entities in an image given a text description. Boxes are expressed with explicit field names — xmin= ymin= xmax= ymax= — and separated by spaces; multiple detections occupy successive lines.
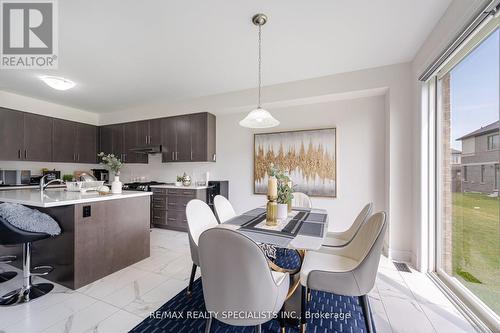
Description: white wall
xmin=119 ymin=96 xmax=387 ymax=232
xmin=0 ymin=91 xmax=98 ymax=125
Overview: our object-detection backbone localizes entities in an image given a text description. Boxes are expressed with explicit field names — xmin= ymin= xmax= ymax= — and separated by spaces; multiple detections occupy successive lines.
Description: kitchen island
xmin=0 ymin=189 xmax=152 ymax=289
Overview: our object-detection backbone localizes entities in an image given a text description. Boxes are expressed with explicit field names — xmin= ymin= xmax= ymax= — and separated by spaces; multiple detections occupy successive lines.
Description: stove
xmin=122 ymin=181 xmax=166 ymax=192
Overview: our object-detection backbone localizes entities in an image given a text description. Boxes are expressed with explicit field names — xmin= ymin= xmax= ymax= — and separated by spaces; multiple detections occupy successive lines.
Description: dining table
xmin=217 ymin=205 xmax=329 ymax=330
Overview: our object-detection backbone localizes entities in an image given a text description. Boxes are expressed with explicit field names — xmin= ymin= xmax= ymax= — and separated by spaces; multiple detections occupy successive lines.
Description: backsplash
xmin=0 ymin=160 xmax=100 ymax=177
xmin=114 ymin=154 xmax=218 ymax=184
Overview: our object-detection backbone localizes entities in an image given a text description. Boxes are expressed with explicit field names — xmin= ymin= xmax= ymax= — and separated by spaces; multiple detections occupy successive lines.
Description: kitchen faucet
xmin=39 ymin=175 xmax=65 ymax=191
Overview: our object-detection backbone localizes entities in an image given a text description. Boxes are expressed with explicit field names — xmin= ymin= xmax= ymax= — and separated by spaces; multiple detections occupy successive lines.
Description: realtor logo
xmin=1 ymin=0 xmax=58 ymax=69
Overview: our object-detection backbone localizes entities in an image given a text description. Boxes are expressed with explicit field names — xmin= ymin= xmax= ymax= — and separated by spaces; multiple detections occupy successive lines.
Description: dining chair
xmin=213 ymin=195 xmax=236 ymax=223
xmin=185 ymin=199 xmax=219 ymax=296
xmin=322 ymin=202 xmax=373 ymax=247
xmin=299 ymin=212 xmax=387 ymax=333
xmin=198 ymin=228 xmax=289 ymax=333
xmin=291 ymin=192 xmax=312 ymax=208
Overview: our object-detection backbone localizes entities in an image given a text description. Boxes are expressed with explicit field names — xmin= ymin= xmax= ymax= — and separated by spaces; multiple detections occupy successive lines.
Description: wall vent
xmin=393 ymin=261 xmax=412 ymax=273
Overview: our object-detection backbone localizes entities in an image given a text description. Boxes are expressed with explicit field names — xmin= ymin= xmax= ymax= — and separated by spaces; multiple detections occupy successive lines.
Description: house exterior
xmin=451 ymin=148 xmax=462 ymax=193
xmin=457 ymin=121 xmax=500 ymax=194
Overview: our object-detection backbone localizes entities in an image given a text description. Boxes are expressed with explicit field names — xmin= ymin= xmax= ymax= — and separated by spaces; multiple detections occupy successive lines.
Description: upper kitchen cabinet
xmin=99 ymin=125 xmax=113 ymax=155
xmin=123 ymin=122 xmax=147 ymax=164
xmin=161 ymin=115 xmax=191 ymax=162
xmin=53 ymin=119 xmax=78 ymax=162
xmin=161 ymin=112 xmax=216 ymax=162
xmin=190 ymin=112 xmax=216 ymax=162
xmin=0 ymin=108 xmax=24 ymax=161
xmin=23 ymin=113 xmax=53 ymax=162
xmin=53 ymin=120 xmax=98 ymax=163
xmin=76 ymin=123 xmax=98 ymax=163
xmin=137 ymin=119 xmax=162 ymax=146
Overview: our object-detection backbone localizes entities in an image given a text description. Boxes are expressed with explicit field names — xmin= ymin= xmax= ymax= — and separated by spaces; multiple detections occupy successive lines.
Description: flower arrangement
xmin=97 ymin=152 xmax=123 ymax=175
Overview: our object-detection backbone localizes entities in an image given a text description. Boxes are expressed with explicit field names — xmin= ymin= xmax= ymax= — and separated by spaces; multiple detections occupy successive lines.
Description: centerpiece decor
xmin=266 ymin=175 xmax=278 ymax=226
xmin=98 ymin=152 xmax=123 ymax=194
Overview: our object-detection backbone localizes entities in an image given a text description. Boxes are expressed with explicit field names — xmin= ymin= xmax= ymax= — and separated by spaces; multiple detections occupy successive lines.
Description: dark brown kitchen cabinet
xmin=99 ymin=125 xmax=113 ymax=155
xmin=123 ymin=122 xmax=147 ymax=164
xmin=53 ymin=119 xmax=78 ymax=162
xmin=111 ymin=124 xmax=124 ymax=159
xmin=76 ymin=124 xmax=98 ymax=163
xmin=0 ymin=108 xmax=24 ymax=161
xmin=23 ymin=113 xmax=53 ymax=162
xmin=161 ymin=113 xmax=215 ymax=162
xmin=190 ymin=112 xmax=216 ymax=162
xmin=137 ymin=119 xmax=162 ymax=146
xmin=150 ymin=187 xmax=207 ymax=231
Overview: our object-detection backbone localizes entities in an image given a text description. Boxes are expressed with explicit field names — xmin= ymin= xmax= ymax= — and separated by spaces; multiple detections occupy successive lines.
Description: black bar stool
xmin=0 ymin=255 xmax=17 ymax=283
xmin=0 ymin=217 xmax=54 ymax=306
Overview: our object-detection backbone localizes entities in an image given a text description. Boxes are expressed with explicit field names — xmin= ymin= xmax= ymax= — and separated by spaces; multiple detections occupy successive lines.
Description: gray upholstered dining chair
xmin=185 ymin=199 xmax=219 ymax=296
xmin=322 ymin=202 xmax=373 ymax=247
xmin=213 ymin=195 xmax=236 ymax=223
xmin=299 ymin=212 xmax=387 ymax=333
xmin=198 ymin=228 xmax=289 ymax=333
xmin=291 ymin=192 xmax=312 ymax=208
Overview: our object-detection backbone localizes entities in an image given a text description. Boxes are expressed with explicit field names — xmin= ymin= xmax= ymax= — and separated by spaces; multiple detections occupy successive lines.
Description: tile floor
xmin=0 ymin=228 xmax=478 ymax=333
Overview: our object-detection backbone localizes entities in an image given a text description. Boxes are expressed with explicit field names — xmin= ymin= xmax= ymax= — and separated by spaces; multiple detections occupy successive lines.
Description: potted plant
xmin=98 ymin=152 xmax=123 ymax=194
xmin=175 ymin=176 xmax=183 ymax=187
xmin=269 ymin=164 xmax=294 ymax=220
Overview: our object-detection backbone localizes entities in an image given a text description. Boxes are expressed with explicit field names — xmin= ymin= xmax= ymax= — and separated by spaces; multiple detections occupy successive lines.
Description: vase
xmin=111 ymin=175 xmax=122 ymax=194
xmin=175 ymin=181 xmax=182 ymax=187
xmin=277 ymin=203 xmax=288 ymax=220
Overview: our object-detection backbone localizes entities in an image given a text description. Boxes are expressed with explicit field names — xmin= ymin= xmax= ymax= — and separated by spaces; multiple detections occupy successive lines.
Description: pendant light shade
xmin=240 ymin=14 xmax=279 ymax=129
xmin=239 ymin=107 xmax=280 ymax=128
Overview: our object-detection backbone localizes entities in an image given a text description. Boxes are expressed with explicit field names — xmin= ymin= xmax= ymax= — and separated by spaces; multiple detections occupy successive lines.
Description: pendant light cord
xmin=258 ymin=24 xmax=262 ymax=109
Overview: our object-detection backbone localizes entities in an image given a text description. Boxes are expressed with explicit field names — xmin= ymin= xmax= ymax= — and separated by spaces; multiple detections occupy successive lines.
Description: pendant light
xmin=239 ymin=14 xmax=280 ymax=128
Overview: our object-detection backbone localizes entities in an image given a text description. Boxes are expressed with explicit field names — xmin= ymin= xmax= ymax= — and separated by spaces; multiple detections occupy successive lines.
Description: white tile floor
xmin=0 ymin=228 xmax=477 ymax=333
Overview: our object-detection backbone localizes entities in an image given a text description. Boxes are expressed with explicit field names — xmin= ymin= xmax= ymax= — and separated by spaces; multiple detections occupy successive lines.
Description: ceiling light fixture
xmin=39 ymin=76 xmax=76 ymax=91
xmin=239 ymin=14 xmax=279 ymax=129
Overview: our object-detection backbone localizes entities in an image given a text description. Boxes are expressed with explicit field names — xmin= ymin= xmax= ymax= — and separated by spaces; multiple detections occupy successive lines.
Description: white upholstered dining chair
xmin=299 ymin=211 xmax=387 ymax=333
xmin=213 ymin=195 xmax=236 ymax=223
xmin=322 ymin=202 xmax=373 ymax=247
xmin=198 ymin=228 xmax=289 ymax=333
xmin=291 ymin=192 xmax=312 ymax=208
xmin=185 ymin=199 xmax=219 ymax=296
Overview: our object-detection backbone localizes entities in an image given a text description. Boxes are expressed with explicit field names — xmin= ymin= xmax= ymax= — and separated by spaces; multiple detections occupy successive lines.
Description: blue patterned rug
xmin=130 ymin=276 xmax=375 ymax=333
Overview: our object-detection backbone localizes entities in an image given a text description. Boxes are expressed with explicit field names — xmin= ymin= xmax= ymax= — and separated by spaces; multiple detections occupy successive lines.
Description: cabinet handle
xmin=212 ymin=153 xmax=216 ymax=161
xmin=145 ymin=136 xmax=148 ymax=144
xmin=153 ymin=216 xmax=161 ymax=219
xmin=168 ymin=217 xmax=176 ymax=221
xmin=24 ymin=150 xmax=27 ymax=159
xmin=18 ymin=149 xmax=21 ymax=159
xmin=190 ymin=151 xmax=193 ymax=161
xmin=176 ymin=151 xmax=178 ymax=160
xmin=77 ymin=153 xmax=80 ymax=161
xmin=171 ymin=152 xmax=174 ymax=161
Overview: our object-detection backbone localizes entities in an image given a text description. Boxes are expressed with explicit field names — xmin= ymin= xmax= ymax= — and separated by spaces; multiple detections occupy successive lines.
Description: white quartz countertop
xmin=0 ymin=189 xmax=151 ymax=208
xmin=149 ymin=184 xmax=210 ymax=190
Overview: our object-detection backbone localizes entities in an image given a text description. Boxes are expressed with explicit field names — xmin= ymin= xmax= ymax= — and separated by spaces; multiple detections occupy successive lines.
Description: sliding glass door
xmin=436 ymin=26 xmax=500 ymax=321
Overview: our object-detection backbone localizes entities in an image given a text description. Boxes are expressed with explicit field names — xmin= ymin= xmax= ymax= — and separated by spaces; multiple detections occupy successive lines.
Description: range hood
xmin=129 ymin=145 xmax=162 ymax=154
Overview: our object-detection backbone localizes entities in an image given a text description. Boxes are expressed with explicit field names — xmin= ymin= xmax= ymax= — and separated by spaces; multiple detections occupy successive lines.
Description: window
xmin=435 ymin=26 xmax=500 ymax=323
xmin=487 ymin=134 xmax=499 ymax=150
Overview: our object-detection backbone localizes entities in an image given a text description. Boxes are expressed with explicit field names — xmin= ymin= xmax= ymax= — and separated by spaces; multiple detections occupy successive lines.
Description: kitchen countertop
xmin=0 ymin=188 xmax=151 ymax=208
xmin=0 ymin=184 xmax=66 ymax=191
xmin=149 ymin=184 xmax=211 ymax=190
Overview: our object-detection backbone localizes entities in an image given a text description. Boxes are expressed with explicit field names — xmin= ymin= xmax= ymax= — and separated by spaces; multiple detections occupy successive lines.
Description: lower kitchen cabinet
xmin=150 ymin=187 xmax=207 ymax=231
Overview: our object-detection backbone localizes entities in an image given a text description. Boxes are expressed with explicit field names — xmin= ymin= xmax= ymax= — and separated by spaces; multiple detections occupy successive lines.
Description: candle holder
xmin=266 ymin=194 xmax=278 ymax=226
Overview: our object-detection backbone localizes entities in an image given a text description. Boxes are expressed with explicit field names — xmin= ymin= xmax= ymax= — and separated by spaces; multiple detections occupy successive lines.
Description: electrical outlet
xmin=83 ymin=205 xmax=91 ymax=218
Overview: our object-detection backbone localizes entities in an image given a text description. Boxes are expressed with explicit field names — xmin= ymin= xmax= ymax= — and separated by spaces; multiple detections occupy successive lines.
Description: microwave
xmin=0 ymin=170 xmax=31 ymax=186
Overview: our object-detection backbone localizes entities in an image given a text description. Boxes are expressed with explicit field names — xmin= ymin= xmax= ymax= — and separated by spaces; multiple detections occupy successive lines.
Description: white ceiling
xmin=0 ymin=0 xmax=452 ymax=113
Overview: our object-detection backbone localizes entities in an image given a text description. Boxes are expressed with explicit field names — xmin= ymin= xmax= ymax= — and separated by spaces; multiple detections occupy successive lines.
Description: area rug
xmin=130 ymin=277 xmax=375 ymax=333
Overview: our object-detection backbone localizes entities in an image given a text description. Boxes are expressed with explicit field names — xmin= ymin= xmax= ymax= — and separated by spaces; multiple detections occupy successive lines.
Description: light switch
xmin=83 ymin=205 xmax=91 ymax=218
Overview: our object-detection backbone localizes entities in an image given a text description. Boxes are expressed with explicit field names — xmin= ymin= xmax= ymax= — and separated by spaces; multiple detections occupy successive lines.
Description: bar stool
xmin=0 ymin=217 xmax=54 ymax=306
xmin=0 ymin=255 xmax=17 ymax=283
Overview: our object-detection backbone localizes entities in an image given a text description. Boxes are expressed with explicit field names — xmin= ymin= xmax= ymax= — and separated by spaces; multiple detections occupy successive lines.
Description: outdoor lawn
xmin=452 ymin=192 xmax=500 ymax=315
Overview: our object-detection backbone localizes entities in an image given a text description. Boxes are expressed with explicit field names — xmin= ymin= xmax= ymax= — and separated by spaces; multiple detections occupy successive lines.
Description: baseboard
xmin=388 ymin=248 xmax=412 ymax=264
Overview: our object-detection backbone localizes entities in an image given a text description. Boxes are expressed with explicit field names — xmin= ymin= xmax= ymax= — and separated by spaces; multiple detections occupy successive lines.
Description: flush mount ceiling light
xmin=239 ymin=13 xmax=279 ymax=129
xmin=39 ymin=76 xmax=76 ymax=91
